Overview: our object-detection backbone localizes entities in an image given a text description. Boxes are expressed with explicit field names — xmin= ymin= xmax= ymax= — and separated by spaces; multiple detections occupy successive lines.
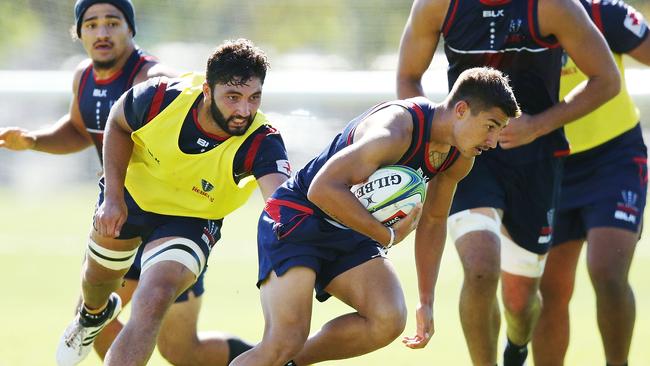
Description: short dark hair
xmin=448 ymin=67 xmax=521 ymax=118
xmin=206 ymin=39 xmax=270 ymax=88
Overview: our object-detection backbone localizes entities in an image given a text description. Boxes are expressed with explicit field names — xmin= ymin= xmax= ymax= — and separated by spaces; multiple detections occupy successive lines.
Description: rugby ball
xmin=351 ymin=165 xmax=426 ymax=227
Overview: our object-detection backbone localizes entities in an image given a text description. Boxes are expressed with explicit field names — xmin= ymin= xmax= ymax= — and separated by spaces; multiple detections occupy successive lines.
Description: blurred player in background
xmin=0 ymin=1 xmax=257 ymax=365
xmin=232 ymin=67 xmax=519 ymax=366
xmin=397 ymin=0 xmax=620 ymax=365
xmin=533 ymin=1 xmax=649 ymax=365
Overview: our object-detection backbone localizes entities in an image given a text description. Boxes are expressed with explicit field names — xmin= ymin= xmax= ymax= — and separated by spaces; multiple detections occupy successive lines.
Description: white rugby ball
xmin=351 ymin=165 xmax=426 ymax=227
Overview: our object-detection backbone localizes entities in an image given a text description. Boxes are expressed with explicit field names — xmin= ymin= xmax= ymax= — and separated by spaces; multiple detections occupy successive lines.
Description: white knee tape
xmin=140 ymin=238 xmax=206 ymax=278
xmin=500 ymin=234 xmax=547 ymax=278
xmin=87 ymin=239 xmax=138 ymax=271
xmin=448 ymin=209 xmax=501 ymax=242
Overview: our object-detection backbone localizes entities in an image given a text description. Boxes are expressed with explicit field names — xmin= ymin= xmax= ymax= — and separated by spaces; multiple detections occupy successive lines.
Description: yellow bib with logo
xmin=125 ymin=73 xmax=265 ymax=219
xmin=560 ymin=53 xmax=639 ymax=154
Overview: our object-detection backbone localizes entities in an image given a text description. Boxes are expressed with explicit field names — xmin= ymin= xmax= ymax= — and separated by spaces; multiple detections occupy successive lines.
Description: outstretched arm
xmin=0 ymin=63 xmax=92 ymax=153
xmin=403 ymin=154 xmax=473 ymax=349
xmin=396 ymin=0 xmax=449 ymax=99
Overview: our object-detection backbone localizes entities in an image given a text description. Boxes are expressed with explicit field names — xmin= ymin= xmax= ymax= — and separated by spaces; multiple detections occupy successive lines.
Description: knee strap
xmin=87 ymin=239 xmax=138 ymax=271
xmin=448 ymin=209 xmax=501 ymax=242
xmin=140 ymin=238 xmax=206 ymax=278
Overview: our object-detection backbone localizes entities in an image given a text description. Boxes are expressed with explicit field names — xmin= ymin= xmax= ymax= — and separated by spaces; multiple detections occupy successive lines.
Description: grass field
xmin=0 ymin=184 xmax=649 ymax=365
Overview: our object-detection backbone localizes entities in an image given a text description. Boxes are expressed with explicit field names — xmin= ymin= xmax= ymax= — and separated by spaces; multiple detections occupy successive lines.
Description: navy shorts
xmin=257 ymin=198 xmax=386 ymax=302
xmin=97 ymin=179 xmax=222 ymax=302
xmin=553 ymin=124 xmax=647 ymax=245
xmin=450 ymin=153 xmax=564 ymax=254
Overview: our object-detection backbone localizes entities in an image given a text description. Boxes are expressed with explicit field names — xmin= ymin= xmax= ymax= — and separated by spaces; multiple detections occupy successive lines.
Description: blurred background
xmin=1 ymin=1 xmax=650 ymax=365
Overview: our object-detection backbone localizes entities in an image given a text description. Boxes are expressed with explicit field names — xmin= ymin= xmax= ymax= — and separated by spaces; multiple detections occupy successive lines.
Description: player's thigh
xmin=325 ymin=257 xmax=405 ymax=317
xmin=540 ymin=240 xmax=583 ymax=300
xmin=586 ymin=227 xmax=638 ymax=279
xmin=260 ymin=267 xmax=316 ymax=336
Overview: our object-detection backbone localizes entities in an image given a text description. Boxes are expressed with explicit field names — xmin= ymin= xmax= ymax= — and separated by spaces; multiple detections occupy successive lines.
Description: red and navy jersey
xmin=579 ymin=0 xmax=648 ymax=52
xmin=77 ymin=48 xmax=155 ymax=162
xmin=274 ymin=97 xmax=459 ymax=219
xmin=442 ymin=0 xmax=567 ymax=164
xmin=122 ymin=77 xmax=291 ymax=183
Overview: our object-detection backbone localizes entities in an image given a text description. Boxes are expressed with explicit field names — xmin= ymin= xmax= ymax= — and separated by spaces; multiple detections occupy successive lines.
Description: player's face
xmin=455 ymin=104 xmax=508 ymax=157
xmin=209 ymin=77 xmax=263 ymax=136
xmin=79 ymin=3 xmax=133 ymax=70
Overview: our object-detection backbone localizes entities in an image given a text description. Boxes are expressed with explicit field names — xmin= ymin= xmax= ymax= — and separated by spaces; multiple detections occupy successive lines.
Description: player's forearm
xmin=31 ymin=117 xmax=92 ymax=154
xmin=396 ymin=75 xmax=426 ymax=99
xmin=414 ymin=219 xmax=446 ymax=306
xmin=308 ymin=183 xmax=391 ymax=245
xmin=102 ymin=123 xmax=133 ymax=200
xmin=534 ymin=70 xmax=620 ymax=137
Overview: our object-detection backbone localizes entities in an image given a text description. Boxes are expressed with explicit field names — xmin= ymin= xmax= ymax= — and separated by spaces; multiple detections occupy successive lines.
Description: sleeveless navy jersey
xmin=579 ymin=0 xmax=648 ymax=52
xmin=77 ymin=48 xmax=154 ymax=162
xmin=122 ymin=77 xmax=291 ymax=182
xmin=442 ymin=0 xmax=567 ymax=164
xmin=274 ymin=97 xmax=460 ymax=219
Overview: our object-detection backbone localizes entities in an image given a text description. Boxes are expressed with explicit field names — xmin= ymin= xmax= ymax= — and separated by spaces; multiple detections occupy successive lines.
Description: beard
xmin=92 ymin=58 xmax=117 ymax=71
xmin=210 ymin=101 xmax=254 ymax=136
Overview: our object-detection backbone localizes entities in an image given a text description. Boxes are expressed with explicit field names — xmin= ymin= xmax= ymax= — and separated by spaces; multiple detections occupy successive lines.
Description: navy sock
xmin=503 ymin=338 xmax=528 ymax=366
xmin=226 ymin=338 xmax=254 ymax=364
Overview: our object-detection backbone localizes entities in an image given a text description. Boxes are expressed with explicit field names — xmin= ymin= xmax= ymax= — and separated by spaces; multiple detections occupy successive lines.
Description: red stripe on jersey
xmin=77 ymin=66 xmax=93 ymax=105
xmin=94 ymin=70 xmax=123 ymax=85
xmin=442 ymin=0 xmax=460 ymax=37
xmin=479 ymin=0 xmax=511 ymax=5
xmin=145 ymin=80 xmax=168 ymax=123
xmin=528 ymin=0 xmax=560 ymax=48
xmin=125 ymin=57 xmax=148 ymax=90
xmin=398 ymin=102 xmax=425 ymax=165
xmin=553 ymin=149 xmax=571 ymax=157
xmin=264 ymin=198 xmax=314 ymax=222
xmin=591 ymin=0 xmax=605 ymax=33
xmin=191 ymin=107 xmax=228 ymax=141
xmin=244 ymin=129 xmax=270 ymax=172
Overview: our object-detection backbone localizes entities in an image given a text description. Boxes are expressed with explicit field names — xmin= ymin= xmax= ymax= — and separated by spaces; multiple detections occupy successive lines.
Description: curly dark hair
xmin=206 ymin=38 xmax=270 ymax=88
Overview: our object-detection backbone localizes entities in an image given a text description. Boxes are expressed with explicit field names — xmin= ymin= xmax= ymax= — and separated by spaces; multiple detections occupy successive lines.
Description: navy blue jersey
xmin=275 ymin=97 xmax=459 ymax=219
xmin=442 ymin=0 xmax=567 ymax=164
xmin=580 ymin=0 xmax=649 ymax=52
xmin=122 ymin=77 xmax=291 ymax=183
xmin=77 ymin=48 xmax=155 ymax=162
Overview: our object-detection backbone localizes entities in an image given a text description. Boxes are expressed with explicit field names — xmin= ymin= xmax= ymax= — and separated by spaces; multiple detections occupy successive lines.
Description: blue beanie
xmin=74 ymin=0 xmax=136 ymax=38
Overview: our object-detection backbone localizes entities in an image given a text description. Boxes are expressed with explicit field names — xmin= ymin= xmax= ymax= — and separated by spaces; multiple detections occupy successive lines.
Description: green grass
xmin=0 ymin=185 xmax=649 ymax=365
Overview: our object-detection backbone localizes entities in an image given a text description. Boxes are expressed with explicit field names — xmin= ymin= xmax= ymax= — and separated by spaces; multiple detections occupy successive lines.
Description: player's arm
xmin=258 ymin=173 xmax=288 ymax=201
xmin=499 ymin=0 xmax=621 ymax=149
xmin=402 ymin=154 xmax=473 ymax=349
xmin=0 ymin=63 xmax=93 ymax=153
xmin=396 ymin=0 xmax=449 ymax=99
xmin=95 ymin=93 xmax=134 ymax=238
xmin=308 ymin=108 xmax=421 ymax=247
xmin=626 ymin=19 xmax=650 ymax=65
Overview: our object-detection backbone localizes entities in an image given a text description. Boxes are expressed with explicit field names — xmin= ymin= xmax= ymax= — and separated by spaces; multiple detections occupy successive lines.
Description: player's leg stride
xmin=56 ymin=293 xmax=122 ymax=366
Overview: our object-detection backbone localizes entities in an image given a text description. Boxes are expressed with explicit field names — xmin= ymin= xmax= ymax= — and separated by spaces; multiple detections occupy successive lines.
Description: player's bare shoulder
xmin=71 ymin=58 xmax=92 ymax=92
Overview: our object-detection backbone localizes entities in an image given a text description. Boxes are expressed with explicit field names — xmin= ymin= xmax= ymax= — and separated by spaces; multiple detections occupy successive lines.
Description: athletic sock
xmin=79 ymin=302 xmax=112 ymax=327
xmin=503 ymin=338 xmax=528 ymax=366
xmin=226 ymin=338 xmax=254 ymax=364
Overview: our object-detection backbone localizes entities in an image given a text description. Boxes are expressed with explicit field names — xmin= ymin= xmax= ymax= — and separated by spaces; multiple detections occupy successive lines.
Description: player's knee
xmin=263 ymin=330 xmax=307 ymax=364
xmin=503 ymin=292 xmax=538 ymax=317
xmin=448 ymin=209 xmax=501 ymax=243
xmin=158 ymin=339 xmax=197 ymax=366
xmin=589 ymin=267 xmax=629 ymax=295
xmin=86 ymin=238 xmax=138 ymax=273
xmin=141 ymin=237 xmax=207 ymax=279
xmin=367 ymin=300 xmax=407 ymax=346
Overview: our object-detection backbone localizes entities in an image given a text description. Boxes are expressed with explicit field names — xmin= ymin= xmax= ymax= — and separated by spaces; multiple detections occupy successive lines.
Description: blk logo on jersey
xmin=483 ymin=9 xmax=504 ymax=18
xmin=614 ymin=190 xmax=640 ymax=224
xmin=93 ymin=89 xmax=107 ymax=98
